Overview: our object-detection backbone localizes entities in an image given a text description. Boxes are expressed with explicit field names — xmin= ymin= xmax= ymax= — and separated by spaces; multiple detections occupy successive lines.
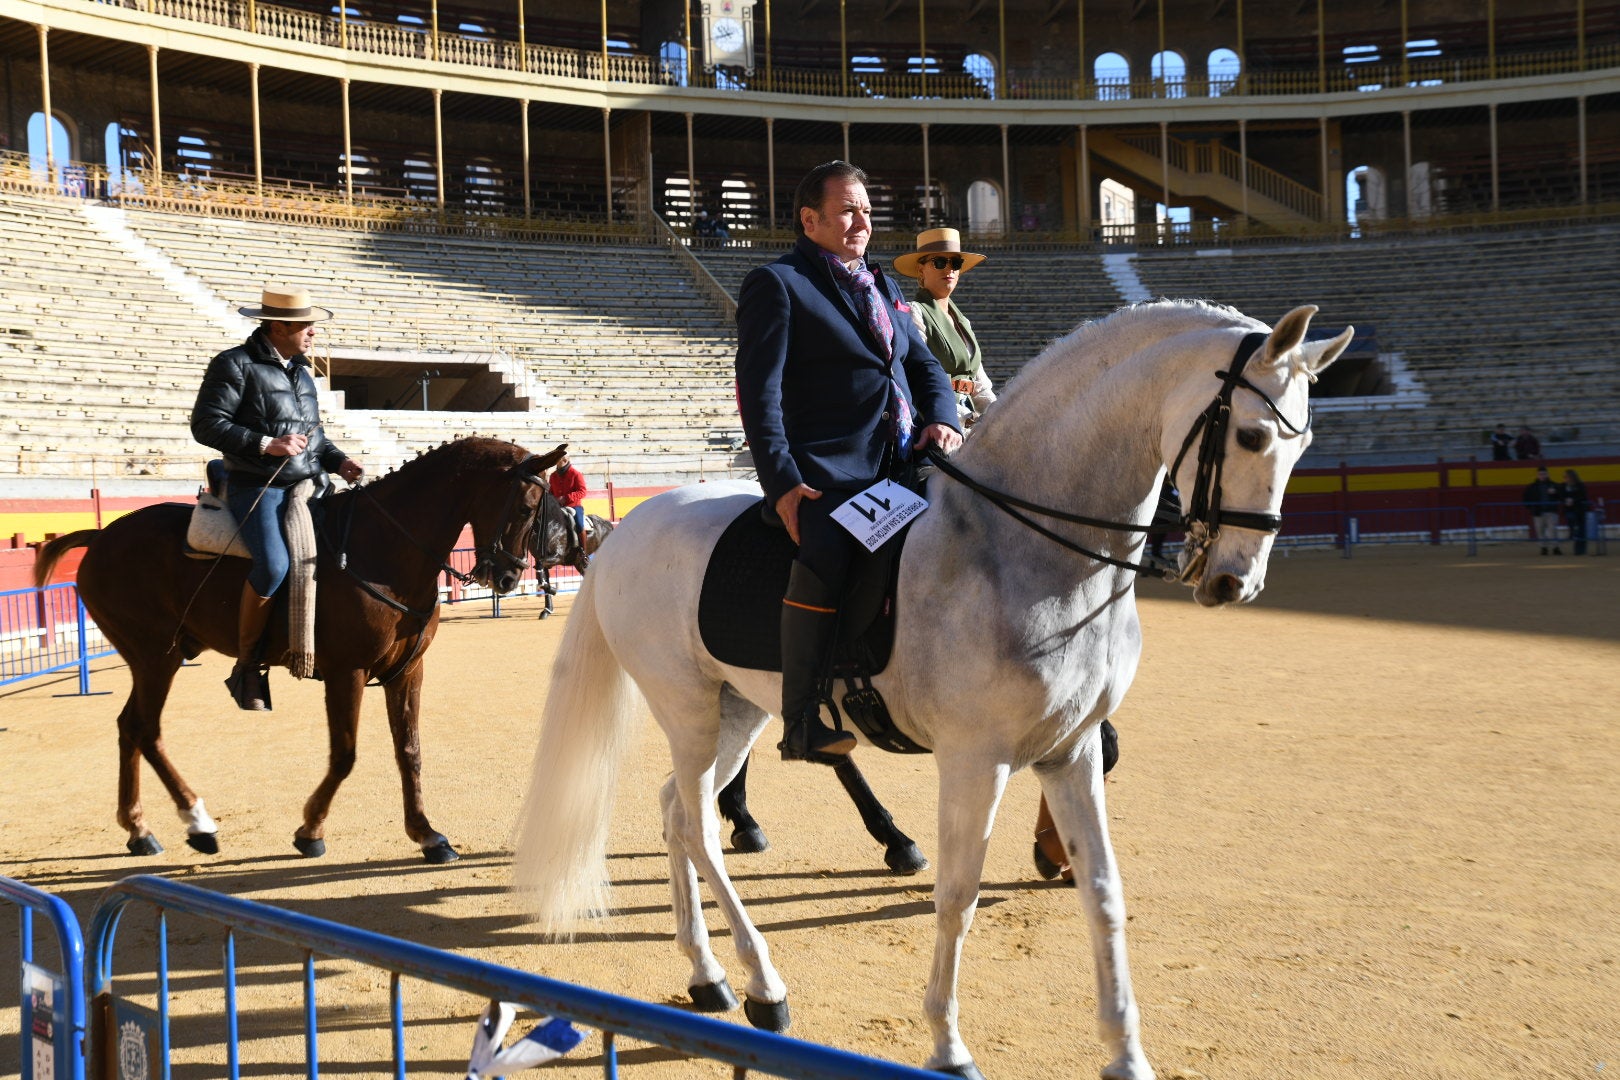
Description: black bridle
xmin=325 ymin=455 xmax=548 ymax=614
xmin=926 ymin=331 xmax=1310 ymax=580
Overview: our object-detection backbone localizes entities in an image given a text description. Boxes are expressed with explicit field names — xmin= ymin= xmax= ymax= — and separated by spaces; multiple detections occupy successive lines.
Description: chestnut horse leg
xmin=109 ymin=641 xmax=201 ymax=855
xmin=294 ymin=669 xmax=365 ymax=858
xmin=384 ymin=662 xmax=459 ymax=864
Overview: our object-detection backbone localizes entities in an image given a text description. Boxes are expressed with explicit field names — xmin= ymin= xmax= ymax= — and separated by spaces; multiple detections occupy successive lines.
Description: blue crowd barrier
xmin=0 ymin=584 xmax=116 ymax=695
xmin=88 ymin=875 xmax=944 ymax=1080
xmin=1 ymin=876 xmax=88 ymax=1080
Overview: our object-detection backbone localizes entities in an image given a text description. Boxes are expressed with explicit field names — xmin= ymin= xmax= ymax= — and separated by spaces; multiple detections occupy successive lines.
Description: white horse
xmin=514 ymin=300 xmax=1350 ymax=1079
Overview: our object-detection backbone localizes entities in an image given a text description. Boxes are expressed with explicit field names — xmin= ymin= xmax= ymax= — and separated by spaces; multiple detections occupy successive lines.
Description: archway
xmin=1207 ymin=48 xmax=1240 ymax=95
xmin=27 ymin=111 xmax=73 ymax=173
xmin=1094 ymin=52 xmax=1130 ymax=100
xmin=1347 ymin=164 xmax=1387 ymax=229
xmin=966 ymin=179 xmax=1003 ymax=235
xmin=964 ymin=52 xmax=996 ymax=99
xmin=1150 ymin=51 xmax=1186 ymax=98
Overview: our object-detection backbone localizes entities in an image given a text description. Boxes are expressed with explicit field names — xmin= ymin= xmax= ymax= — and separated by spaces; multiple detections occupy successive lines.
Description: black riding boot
xmin=778 ymin=563 xmax=856 ymax=764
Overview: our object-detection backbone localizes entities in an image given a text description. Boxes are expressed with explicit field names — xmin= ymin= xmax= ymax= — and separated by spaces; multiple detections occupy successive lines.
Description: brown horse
xmin=33 ymin=437 xmax=565 ymax=863
xmin=527 ymin=488 xmax=615 ymax=618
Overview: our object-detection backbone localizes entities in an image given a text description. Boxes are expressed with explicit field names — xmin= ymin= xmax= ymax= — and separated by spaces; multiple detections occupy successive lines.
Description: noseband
xmin=926 ymin=330 xmax=1310 ymax=579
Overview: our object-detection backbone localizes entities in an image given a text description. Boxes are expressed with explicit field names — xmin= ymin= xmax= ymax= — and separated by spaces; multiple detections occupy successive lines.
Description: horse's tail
xmin=32 ymin=530 xmax=99 ymax=588
xmin=512 ymin=568 xmax=638 ymax=935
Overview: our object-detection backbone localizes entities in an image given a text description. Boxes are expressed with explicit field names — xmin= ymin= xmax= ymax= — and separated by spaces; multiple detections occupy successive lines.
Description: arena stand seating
xmin=6 ymin=184 xmax=1619 ymax=494
xmin=1 ymin=190 xmax=750 ymax=490
xmin=1131 ymin=220 xmax=1620 ymax=462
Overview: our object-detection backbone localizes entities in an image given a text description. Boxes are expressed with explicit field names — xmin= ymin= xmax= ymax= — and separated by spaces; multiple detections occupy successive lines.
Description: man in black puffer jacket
xmin=191 ymin=286 xmax=364 ymax=710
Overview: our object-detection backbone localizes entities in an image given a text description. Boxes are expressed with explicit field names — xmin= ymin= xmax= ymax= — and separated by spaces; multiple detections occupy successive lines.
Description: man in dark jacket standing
xmin=192 ymin=286 xmax=364 ymax=709
xmin=1522 ymin=465 xmax=1562 ymax=555
xmin=735 ymin=161 xmax=962 ymax=763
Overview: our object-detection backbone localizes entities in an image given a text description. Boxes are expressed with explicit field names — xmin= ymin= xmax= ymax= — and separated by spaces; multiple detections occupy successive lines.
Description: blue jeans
xmin=227 ymin=481 xmax=291 ymax=597
xmin=571 ymin=505 xmax=586 ymax=536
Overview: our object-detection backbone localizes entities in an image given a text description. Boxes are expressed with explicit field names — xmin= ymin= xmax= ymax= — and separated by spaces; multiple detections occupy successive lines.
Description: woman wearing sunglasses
xmin=894 ymin=228 xmax=996 ymax=426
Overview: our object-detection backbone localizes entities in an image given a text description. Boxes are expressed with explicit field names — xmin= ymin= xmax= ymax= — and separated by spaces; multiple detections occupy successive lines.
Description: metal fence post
xmin=75 ymin=594 xmax=92 ymax=696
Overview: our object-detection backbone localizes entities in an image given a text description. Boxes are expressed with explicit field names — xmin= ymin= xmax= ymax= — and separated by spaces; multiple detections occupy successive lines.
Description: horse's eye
xmin=1236 ymin=428 xmax=1265 ymax=452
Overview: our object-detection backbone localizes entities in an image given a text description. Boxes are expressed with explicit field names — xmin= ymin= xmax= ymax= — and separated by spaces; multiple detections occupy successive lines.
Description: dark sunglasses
xmin=925 ymin=256 xmax=965 ymax=271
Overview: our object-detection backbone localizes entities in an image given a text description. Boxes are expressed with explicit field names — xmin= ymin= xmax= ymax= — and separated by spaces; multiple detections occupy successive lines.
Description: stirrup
xmin=778 ymin=715 xmax=855 ymax=765
xmin=225 ymin=661 xmax=272 ymax=712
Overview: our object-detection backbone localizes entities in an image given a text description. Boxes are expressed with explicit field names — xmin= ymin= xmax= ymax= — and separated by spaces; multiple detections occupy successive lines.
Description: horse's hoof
xmin=422 ymin=839 xmax=460 ymax=864
xmin=1032 ymin=841 xmax=1065 ymax=881
xmin=293 ymin=836 xmax=326 ymax=858
xmin=688 ymin=981 xmax=739 ymax=1012
xmin=743 ymin=997 xmax=790 ymax=1033
xmin=933 ymin=1062 xmax=987 ymax=1080
xmin=126 ymin=835 xmax=163 ymax=856
xmin=885 ymin=843 xmax=929 ymax=875
xmin=538 ymin=609 xmax=551 ymax=620
xmin=186 ymin=832 xmax=220 ymax=855
xmin=729 ymin=825 xmax=770 ymax=854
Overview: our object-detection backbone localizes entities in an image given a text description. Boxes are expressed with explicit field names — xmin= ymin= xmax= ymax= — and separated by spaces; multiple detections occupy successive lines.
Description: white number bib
xmin=830 ymin=479 xmax=929 ymax=552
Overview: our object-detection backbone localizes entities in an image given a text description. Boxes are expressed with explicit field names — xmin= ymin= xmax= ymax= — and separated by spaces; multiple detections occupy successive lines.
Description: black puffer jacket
xmin=191 ymin=327 xmax=348 ymax=486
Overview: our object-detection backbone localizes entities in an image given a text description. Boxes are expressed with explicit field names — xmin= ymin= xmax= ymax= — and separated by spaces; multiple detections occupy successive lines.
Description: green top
xmin=912 ymin=289 xmax=983 ymax=381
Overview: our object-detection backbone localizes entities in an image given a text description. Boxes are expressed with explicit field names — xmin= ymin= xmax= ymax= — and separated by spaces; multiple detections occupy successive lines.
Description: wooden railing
xmin=1114 ymin=132 xmax=1325 ymax=221
xmin=80 ymin=0 xmax=1619 ymax=101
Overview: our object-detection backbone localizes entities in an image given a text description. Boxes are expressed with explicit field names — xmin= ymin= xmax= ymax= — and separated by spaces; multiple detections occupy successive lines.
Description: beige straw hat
xmin=238 ymin=285 xmax=335 ymax=322
xmin=892 ymin=228 xmax=987 ymax=279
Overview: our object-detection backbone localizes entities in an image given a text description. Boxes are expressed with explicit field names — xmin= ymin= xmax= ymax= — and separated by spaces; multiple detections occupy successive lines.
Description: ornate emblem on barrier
xmin=118 ymin=1019 xmax=150 ymax=1080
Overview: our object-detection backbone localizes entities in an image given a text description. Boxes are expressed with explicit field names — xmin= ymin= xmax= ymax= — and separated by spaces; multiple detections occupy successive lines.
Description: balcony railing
xmin=82 ymin=0 xmax=1620 ymax=101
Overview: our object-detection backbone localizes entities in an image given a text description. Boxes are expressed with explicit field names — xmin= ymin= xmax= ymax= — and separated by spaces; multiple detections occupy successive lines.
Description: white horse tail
xmin=512 ymin=570 xmax=638 ymax=935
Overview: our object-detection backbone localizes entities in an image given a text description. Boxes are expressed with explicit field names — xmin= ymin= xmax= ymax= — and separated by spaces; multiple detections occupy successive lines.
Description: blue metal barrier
xmin=88 ymin=875 xmax=943 ymax=1080
xmin=441 ymin=548 xmax=582 ymax=618
xmin=0 ymin=585 xmax=116 ymax=694
xmin=1 ymin=876 xmax=88 ymax=1080
xmin=1278 ymin=506 xmax=1478 ymax=558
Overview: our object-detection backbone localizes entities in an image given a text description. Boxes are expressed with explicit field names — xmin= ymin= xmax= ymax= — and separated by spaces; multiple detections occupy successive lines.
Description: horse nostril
xmin=1213 ymin=573 xmax=1242 ymax=603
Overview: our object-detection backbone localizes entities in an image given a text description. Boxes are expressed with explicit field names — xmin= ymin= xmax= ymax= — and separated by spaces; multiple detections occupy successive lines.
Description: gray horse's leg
xmin=717 ymin=756 xmax=770 ymax=853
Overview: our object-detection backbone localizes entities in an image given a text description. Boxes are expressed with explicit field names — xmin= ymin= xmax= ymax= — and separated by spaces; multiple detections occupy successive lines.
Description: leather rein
xmin=926 ymin=331 xmax=1309 ymax=580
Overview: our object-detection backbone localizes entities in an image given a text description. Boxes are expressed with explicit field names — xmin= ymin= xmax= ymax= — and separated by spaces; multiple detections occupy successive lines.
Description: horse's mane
xmin=341 ymin=435 xmax=530 ymax=501
xmin=1009 ymin=299 xmax=1257 ymax=391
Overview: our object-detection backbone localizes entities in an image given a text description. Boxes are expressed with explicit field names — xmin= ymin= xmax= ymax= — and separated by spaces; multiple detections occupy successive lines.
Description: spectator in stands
xmin=709 ymin=209 xmax=731 ymax=244
xmin=694 ymin=209 xmax=716 ymax=247
xmin=1522 ymin=465 xmax=1562 ymax=555
xmin=1514 ymin=425 xmax=1542 ymax=461
xmin=1490 ymin=424 xmax=1513 ymax=461
xmin=735 ymin=159 xmax=961 ymax=764
xmin=894 ymin=227 xmax=995 ymax=427
xmin=191 ymin=286 xmax=364 ymax=710
xmin=1562 ymin=468 xmax=1590 ymax=556
xmin=548 ymin=451 xmax=590 ymax=564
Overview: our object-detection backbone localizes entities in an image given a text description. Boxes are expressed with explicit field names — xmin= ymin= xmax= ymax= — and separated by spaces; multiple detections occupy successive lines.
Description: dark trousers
xmin=791 ymin=489 xmax=866 ymax=597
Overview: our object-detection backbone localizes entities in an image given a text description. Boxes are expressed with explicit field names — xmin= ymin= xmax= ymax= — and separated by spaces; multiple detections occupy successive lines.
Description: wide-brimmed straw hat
xmin=892 ymin=228 xmax=987 ymax=279
xmin=238 ymin=285 xmax=335 ymax=323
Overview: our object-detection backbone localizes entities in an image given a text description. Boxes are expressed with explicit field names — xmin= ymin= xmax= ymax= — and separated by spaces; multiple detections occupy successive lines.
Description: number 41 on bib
xmin=830 ymin=478 xmax=929 ymax=552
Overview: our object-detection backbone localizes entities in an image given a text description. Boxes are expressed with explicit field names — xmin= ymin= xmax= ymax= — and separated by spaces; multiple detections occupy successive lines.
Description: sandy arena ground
xmin=2 ymin=543 xmax=1617 ymax=1079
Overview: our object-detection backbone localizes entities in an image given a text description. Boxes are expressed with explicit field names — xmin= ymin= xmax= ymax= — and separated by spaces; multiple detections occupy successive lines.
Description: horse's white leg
xmin=1037 ymin=727 xmax=1155 ymax=1080
xmin=922 ymin=756 xmax=1010 ymax=1074
xmin=660 ymin=773 xmax=732 ymax=1005
xmin=661 ymin=730 xmax=790 ymax=1022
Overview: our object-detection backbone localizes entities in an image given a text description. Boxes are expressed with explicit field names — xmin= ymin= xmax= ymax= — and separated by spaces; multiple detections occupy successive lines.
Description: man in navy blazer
xmin=736 ymin=160 xmax=962 ymax=764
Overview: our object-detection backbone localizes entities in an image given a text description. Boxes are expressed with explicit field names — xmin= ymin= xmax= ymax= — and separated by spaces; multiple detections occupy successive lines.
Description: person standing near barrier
xmin=192 ymin=286 xmax=364 ymax=710
xmin=735 ymin=160 xmax=961 ymax=764
xmin=1562 ymin=469 xmax=1590 ymax=556
xmin=549 ymin=451 xmax=590 ymax=565
xmin=1522 ymin=465 xmax=1562 ymax=556
xmin=1490 ymin=424 xmax=1513 ymax=461
xmin=1514 ymin=426 xmax=1542 ymax=461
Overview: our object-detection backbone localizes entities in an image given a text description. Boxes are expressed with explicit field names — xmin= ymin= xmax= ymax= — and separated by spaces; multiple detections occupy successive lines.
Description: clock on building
xmin=702 ymin=0 xmax=755 ymax=72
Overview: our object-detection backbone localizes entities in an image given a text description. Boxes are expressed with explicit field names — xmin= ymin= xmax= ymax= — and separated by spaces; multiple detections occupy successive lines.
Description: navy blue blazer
xmin=735 ymin=236 xmax=961 ymax=506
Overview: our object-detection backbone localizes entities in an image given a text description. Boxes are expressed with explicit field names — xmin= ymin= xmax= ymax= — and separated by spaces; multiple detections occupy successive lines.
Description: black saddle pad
xmin=698 ymin=500 xmax=902 ymax=673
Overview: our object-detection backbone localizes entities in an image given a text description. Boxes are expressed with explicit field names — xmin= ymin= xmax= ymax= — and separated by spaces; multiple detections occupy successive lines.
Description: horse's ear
xmin=1260 ymin=305 xmax=1318 ymax=366
xmin=1298 ymin=325 xmax=1354 ymax=379
xmin=528 ymin=444 xmax=568 ymax=475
